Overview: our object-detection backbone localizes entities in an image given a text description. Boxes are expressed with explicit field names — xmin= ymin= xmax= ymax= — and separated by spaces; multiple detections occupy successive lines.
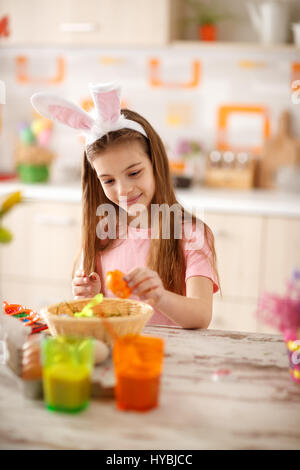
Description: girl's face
xmin=93 ymin=140 xmax=155 ymax=216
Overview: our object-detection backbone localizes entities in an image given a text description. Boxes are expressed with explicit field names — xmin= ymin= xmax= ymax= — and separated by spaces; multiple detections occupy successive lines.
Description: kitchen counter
xmin=0 ymin=326 xmax=299 ymax=450
xmin=0 ymin=180 xmax=82 ymax=204
xmin=0 ymin=180 xmax=300 ymax=217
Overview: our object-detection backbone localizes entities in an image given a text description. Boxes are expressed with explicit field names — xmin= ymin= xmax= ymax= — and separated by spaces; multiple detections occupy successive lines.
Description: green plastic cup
xmin=41 ymin=336 xmax=95 ymax=413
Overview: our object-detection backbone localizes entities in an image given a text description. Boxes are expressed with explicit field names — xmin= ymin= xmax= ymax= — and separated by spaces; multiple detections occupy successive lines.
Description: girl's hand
xmin=72 ymin=270 xmax=101 ymax=299
xmin=124 ymin=267 xmax=166 ymax=308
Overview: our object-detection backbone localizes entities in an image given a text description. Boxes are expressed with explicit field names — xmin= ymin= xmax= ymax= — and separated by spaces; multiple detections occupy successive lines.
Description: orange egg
xmin=106 ymin=270 xmax=132 ymax=299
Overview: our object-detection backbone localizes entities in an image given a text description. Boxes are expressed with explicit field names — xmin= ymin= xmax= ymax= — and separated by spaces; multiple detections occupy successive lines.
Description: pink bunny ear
xmin=89 ymin=82 xmax=121 ymax=124
xmin=31 ymin=92 xmax=94 ymax=131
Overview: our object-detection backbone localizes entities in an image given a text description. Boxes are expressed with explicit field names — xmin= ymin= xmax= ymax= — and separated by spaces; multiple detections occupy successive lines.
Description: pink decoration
xmin=256 ymin=294 xmax=300 ymax=332
xmin=256 ymin=270 xmax=300 ymax=384
xmin=256 ymin=270 xmax=300 ymax=333
xmin=37 ymin=128 xmax=51 ymax=147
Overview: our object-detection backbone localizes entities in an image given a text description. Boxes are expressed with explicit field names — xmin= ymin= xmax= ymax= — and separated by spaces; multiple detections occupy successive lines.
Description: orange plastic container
xmin=113 ymin=335 xmax=164 ymax=412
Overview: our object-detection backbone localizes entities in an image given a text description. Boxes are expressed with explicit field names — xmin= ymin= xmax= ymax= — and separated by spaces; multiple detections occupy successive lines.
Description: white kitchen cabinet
xmin=29 ymin=203 xmax=81 ymax=282
xmin=204 ymin=212 xmax=263 ymax=300
xmin=185 ymin=209 xmax=264 ymax=332
xmin=0 ymin=201 xmax=81 ymax=283
xmin=206 ymin=213 xmax=300 ymax=334
xmin=255 ymin=320 xmax=279 ymax=335
xmin=0 ymin=202 xmax=32 ymax=280
xmin=0 ymin=0 xmax=182 ymax=46
xmin=210 ymin=298 xmax=258 ymax=333
xmin=0 ymin=0 xmax=71 ymax=45
xmin=262 ymin=217 xmax=300 ymax=295
xmin=203 ymin=211 xmax=285 ymax=334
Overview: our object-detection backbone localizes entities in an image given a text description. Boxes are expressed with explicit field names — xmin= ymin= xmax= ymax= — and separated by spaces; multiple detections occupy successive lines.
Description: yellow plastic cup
xmin=41 ymin=336 xmax=94 ymax=413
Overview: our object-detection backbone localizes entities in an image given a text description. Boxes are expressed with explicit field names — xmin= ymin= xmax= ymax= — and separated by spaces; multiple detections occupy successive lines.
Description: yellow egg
xmin=292 ymin=369 xmax=300 ymax=379
xmin=31 ymin=119 xmax=46 ymax=136
xmin=287 ymin=340 xmax=299 ymax=352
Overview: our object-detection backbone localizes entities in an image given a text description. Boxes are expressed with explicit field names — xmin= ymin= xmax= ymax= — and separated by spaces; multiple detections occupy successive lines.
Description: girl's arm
xmin=124 ymin=268 xmax=213 ymax=329
xmin=157 ymin=276 xmax=213 ymax=329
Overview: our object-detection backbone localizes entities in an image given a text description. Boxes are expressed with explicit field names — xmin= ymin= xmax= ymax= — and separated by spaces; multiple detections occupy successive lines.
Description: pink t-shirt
xmin=96 ymin=224 xmax=219 ymax=326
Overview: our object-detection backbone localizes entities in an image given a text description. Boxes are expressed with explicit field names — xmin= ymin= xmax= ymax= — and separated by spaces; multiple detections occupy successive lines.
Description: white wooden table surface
xmin=0 ymin=326 xmax=300 ymax=450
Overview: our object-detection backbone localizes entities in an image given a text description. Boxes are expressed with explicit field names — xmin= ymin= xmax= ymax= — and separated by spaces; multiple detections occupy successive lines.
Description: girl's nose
xmin=117 ymin=181 xmax=133 ymax=199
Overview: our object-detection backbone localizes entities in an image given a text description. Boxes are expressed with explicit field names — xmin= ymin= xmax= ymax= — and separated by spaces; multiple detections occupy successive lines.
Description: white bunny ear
xmin=89 ymin=82 xmax=121 ymax=124
xmin=30 ymin=92 xmax=94 ymax=131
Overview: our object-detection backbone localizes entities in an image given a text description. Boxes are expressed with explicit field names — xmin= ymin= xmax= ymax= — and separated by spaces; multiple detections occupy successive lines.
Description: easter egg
xmin=42 ymin=118 xmax=53 ymax=130
xmin=21 ymin=340 xmax=42 ymax=380
xmin=31 ymin=118 xmax=46 ymax=136
xmin=18 ymin=121 xmax=28 ymax=132
xmin=106 ymin=270 xmax=132 ymax=299
xmin=20 ymin=127 xmax=35 ymax=145
xmin=94 ymin=340 xmax=109 ymax=365
xmin=37 ymin=128 xmax=51 ymax=147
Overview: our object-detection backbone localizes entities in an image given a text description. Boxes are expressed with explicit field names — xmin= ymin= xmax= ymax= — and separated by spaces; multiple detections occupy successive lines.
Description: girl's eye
xmin=101 ymin=169 xmax=142 ymax=184
xmin=129 ymin=170 xmax=141 ymax=177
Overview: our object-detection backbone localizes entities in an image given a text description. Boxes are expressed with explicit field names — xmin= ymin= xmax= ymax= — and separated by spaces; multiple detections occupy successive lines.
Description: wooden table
xmin=0 ymin=326 xmax=300 ymax=450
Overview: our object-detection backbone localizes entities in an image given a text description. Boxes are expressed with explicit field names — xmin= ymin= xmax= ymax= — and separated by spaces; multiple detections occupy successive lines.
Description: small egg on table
xmin=94 ymin=340 xmax=109 ymax=365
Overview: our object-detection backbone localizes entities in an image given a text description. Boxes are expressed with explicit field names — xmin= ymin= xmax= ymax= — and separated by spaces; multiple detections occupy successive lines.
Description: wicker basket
xmin=40 ymin=297 xmax=153 ymax=345
xmin=15 ymin=142 xmax=55 ymax=166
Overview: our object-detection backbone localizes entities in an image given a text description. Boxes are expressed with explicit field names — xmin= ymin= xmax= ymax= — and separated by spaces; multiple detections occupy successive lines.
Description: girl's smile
xmin=125 ymin=192 xmax=143 ymax=205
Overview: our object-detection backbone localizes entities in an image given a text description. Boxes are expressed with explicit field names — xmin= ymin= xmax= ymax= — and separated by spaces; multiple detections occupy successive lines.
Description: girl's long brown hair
xmin=74 ymin=109 xmax=219 ymax=295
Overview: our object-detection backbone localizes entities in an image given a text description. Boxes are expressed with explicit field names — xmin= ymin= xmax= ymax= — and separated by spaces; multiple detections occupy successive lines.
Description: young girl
xmin=31 ymin=82 xmax=219 ymax=329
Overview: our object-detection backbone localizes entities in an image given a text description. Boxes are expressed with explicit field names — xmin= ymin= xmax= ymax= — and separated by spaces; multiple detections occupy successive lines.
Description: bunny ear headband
xmin=30 ymin=81 xmax=147 ymax=147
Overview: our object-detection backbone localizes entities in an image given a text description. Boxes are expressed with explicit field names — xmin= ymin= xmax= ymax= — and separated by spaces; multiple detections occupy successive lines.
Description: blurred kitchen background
xmin=0 ymin=0 xmax=300 ymax=334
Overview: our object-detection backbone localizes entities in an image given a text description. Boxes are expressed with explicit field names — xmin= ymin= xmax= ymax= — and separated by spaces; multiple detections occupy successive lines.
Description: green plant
xmin=185 ymin=0 xmax=232 ymax=26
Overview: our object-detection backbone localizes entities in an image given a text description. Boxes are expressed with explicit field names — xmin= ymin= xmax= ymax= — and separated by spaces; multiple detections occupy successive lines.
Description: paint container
xmin=42 ymin=336 xmax=95 ymax=412
xmin=113 ymin=335 xmax=164 ymax=412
